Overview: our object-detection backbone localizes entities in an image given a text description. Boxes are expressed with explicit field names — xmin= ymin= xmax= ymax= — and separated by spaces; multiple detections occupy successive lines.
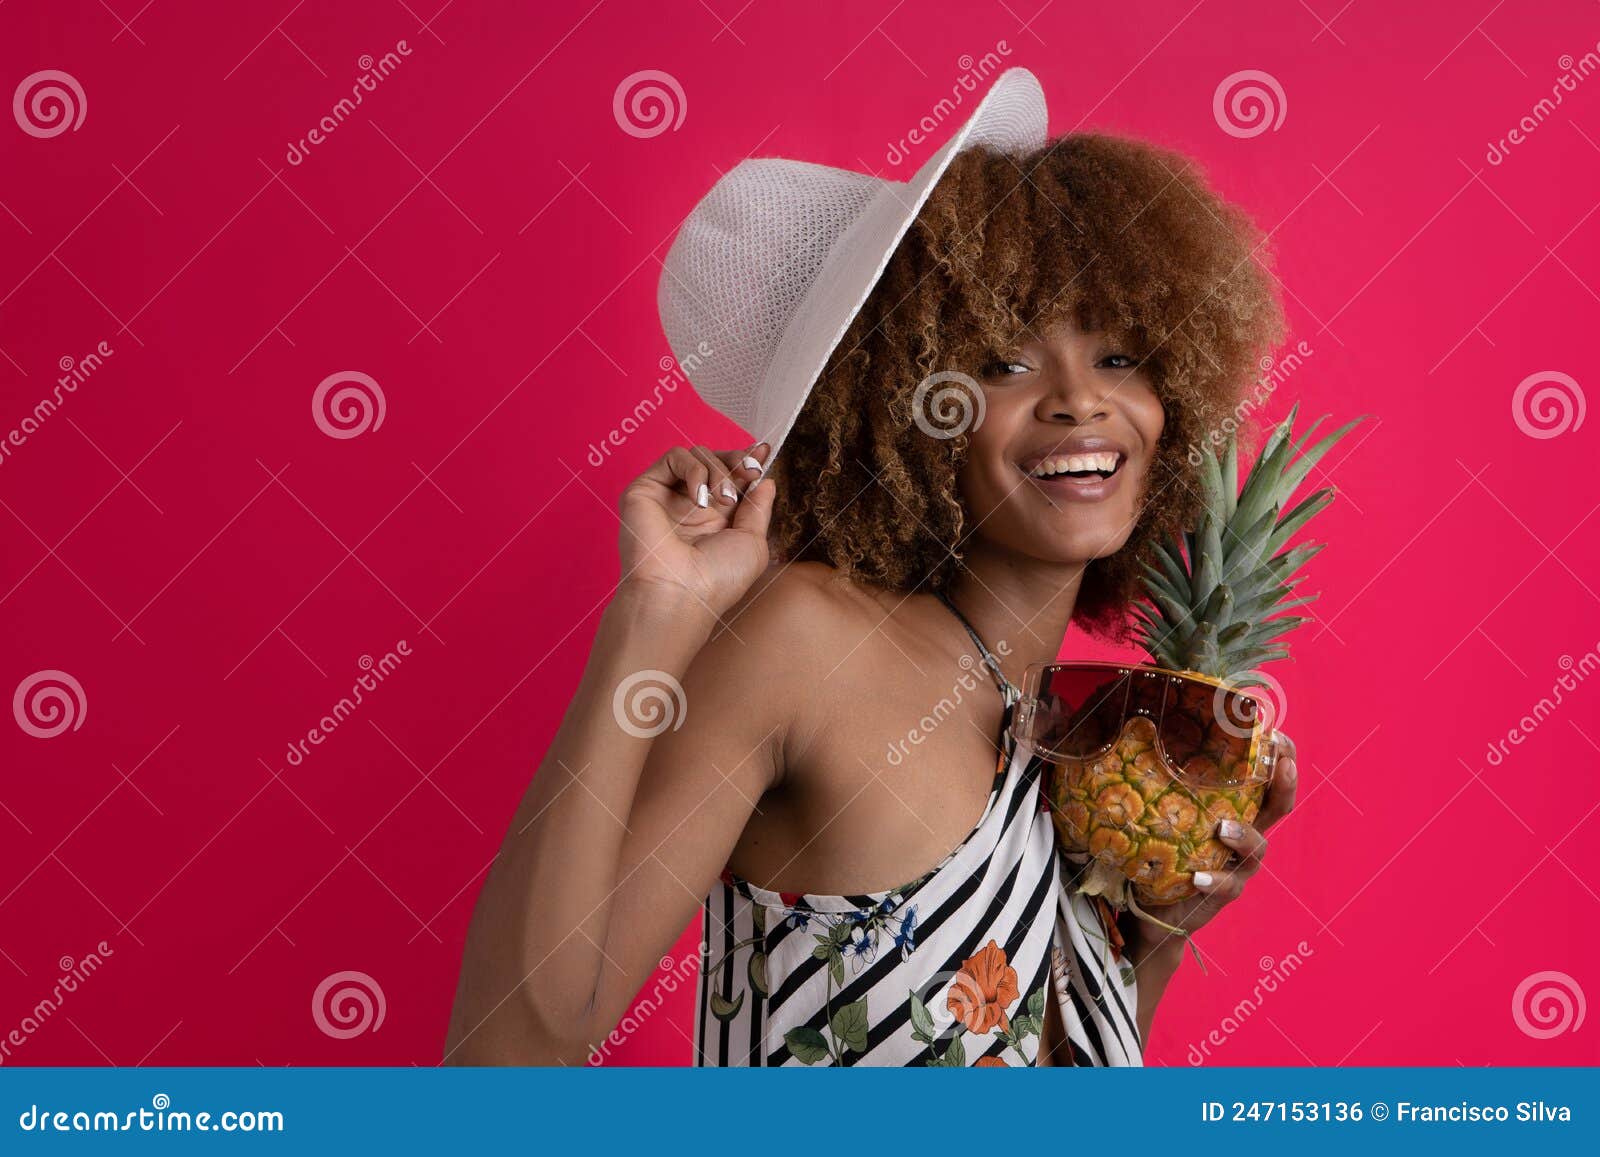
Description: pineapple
xmin=1045 ymin=405 xmax=1365 ymax=911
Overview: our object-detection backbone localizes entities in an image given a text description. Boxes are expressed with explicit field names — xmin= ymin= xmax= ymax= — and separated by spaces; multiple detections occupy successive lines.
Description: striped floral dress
xmin=693 ymin=596 xmax=1144 ymax=1067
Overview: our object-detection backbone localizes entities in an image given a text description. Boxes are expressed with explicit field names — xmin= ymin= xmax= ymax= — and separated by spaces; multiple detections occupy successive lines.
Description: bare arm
xmin=445 ymin=443 xmax=783 ymax=1064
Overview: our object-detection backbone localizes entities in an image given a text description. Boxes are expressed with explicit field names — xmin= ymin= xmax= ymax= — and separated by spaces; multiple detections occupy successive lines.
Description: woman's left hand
xmin=1127 ymin=731 xmax=1299 ymax=950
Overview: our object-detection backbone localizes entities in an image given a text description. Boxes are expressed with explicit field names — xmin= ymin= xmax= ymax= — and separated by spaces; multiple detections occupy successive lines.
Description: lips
xmin=1015 ymin=435 xmax=1130 ymax=503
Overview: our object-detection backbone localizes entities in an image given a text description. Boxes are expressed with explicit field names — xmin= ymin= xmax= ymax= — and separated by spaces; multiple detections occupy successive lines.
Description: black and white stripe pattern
xmin=693 ymin=715 xmax=1144 ymax=1067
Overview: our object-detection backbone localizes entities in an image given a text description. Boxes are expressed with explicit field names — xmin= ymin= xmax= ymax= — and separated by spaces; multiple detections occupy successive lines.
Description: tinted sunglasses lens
xmin=1018 ymin=665 xmax=1266 ymax=785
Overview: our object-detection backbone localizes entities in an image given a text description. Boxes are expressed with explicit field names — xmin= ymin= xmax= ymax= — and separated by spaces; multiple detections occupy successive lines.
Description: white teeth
xmin=1029 ymin=452 xmax=1120 ymax=478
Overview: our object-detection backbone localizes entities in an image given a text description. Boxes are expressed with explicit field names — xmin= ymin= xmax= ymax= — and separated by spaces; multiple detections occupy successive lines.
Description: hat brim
xmin=750 ymin=68 xmax=1048 ymax=476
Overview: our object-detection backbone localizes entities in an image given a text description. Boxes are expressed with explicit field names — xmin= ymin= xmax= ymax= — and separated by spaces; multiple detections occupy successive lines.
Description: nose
xmin=1033 ymin=362 xmax=1112 ymax=426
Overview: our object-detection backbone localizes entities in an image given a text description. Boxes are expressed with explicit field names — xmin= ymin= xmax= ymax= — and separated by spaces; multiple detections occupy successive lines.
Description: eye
xmin=1097 ymin=354 xmax=1140 ymax=370
xmin=981 ymin=360 xmax=1032 ymax=378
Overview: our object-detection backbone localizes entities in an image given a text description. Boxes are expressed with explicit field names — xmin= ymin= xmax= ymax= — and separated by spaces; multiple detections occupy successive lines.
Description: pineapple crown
xmin=1133 ymin=404 xmax=1367 ymax=686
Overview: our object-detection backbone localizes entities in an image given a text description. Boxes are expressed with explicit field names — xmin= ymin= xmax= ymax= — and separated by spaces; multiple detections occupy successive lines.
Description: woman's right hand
xmin=617 ymin=443 xmax=776 ymax=617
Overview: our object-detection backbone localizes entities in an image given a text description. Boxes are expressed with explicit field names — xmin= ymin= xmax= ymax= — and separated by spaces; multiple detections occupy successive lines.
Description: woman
xmin=446 ymin=68 xmax=1299 ymax=1066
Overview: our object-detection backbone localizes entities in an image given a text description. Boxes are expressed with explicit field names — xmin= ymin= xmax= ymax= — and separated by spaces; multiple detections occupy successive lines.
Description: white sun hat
xmin=657 ymin=67 xmax=1048 ymax=476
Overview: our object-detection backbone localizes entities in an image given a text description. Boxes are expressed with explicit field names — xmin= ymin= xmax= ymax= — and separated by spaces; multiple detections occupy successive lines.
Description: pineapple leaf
xmin=1200 ymin=444 xmax=1226 ymax=524
xmin=1151 ymin=540 xmax=1192 ymax=601
xmin=1273 ymin=415 xmax=1369 ymax=510
xmin=1220 ymin=437 xmax=1239 ymax=521
xmin=1132 ymin=404 xmax=1361 ymax=678
xmin=1147 ymin=585 xmax=1195 ymax=633
xmin=1236 ymin=617 xmax=1310 ymax=649
xmin=1266 ymin=541 xmax=1327 ymax=585
xmin=1200 ymin=582 xmax=1234 ymax=629
xmin=1221 ymin=505 xmax=1280 ymax=587
xmin=1268 ymin=488 xmax=1337 ymax=555
xmin=1140 ymin=563 xmax=1188 ymax=611
xmin=1233 ymin=430 xmax=1299 ymax=538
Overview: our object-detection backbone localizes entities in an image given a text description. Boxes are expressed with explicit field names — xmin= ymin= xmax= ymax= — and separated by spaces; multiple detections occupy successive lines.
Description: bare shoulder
xmin=679 ymin=562 xmax=889 ymax=769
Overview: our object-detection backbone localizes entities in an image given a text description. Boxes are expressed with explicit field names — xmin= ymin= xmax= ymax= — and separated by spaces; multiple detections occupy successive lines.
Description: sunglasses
xmin=1012 ymin=662 xmax=1281 ymax=906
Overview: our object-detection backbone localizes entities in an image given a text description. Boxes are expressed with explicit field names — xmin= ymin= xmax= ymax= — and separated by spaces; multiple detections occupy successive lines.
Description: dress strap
xmin=934 ymin=590 xmax=1020 ymax=706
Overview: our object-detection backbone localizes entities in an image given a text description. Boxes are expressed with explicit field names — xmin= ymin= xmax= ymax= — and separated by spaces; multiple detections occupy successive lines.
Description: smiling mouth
xmin=1023 ymin=451 xmax=1125 ymax=482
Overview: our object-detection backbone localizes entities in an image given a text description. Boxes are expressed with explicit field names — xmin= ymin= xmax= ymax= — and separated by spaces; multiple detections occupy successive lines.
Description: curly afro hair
xmin=766 ymin=132 xmax=1286 ymax=634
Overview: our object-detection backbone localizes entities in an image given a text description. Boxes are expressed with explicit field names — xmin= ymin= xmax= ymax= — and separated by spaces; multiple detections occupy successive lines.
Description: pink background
xmin=1 ymin=0 xmax=1596 ymax=1067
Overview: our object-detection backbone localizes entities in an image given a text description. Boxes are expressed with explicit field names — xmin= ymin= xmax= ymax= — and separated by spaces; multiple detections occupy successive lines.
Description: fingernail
xmin=719 ymin=482 xmax=738 ymax=503
xmin=739 ymin=456 xmax=762 ymax=473
xmin=1219 ymin=819 xmax=1242 ymax=839
xmin=695 ymin=483 xmax=710 ymax=508
xmin=1193 ymin=872 xmax=1214 ymax=888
